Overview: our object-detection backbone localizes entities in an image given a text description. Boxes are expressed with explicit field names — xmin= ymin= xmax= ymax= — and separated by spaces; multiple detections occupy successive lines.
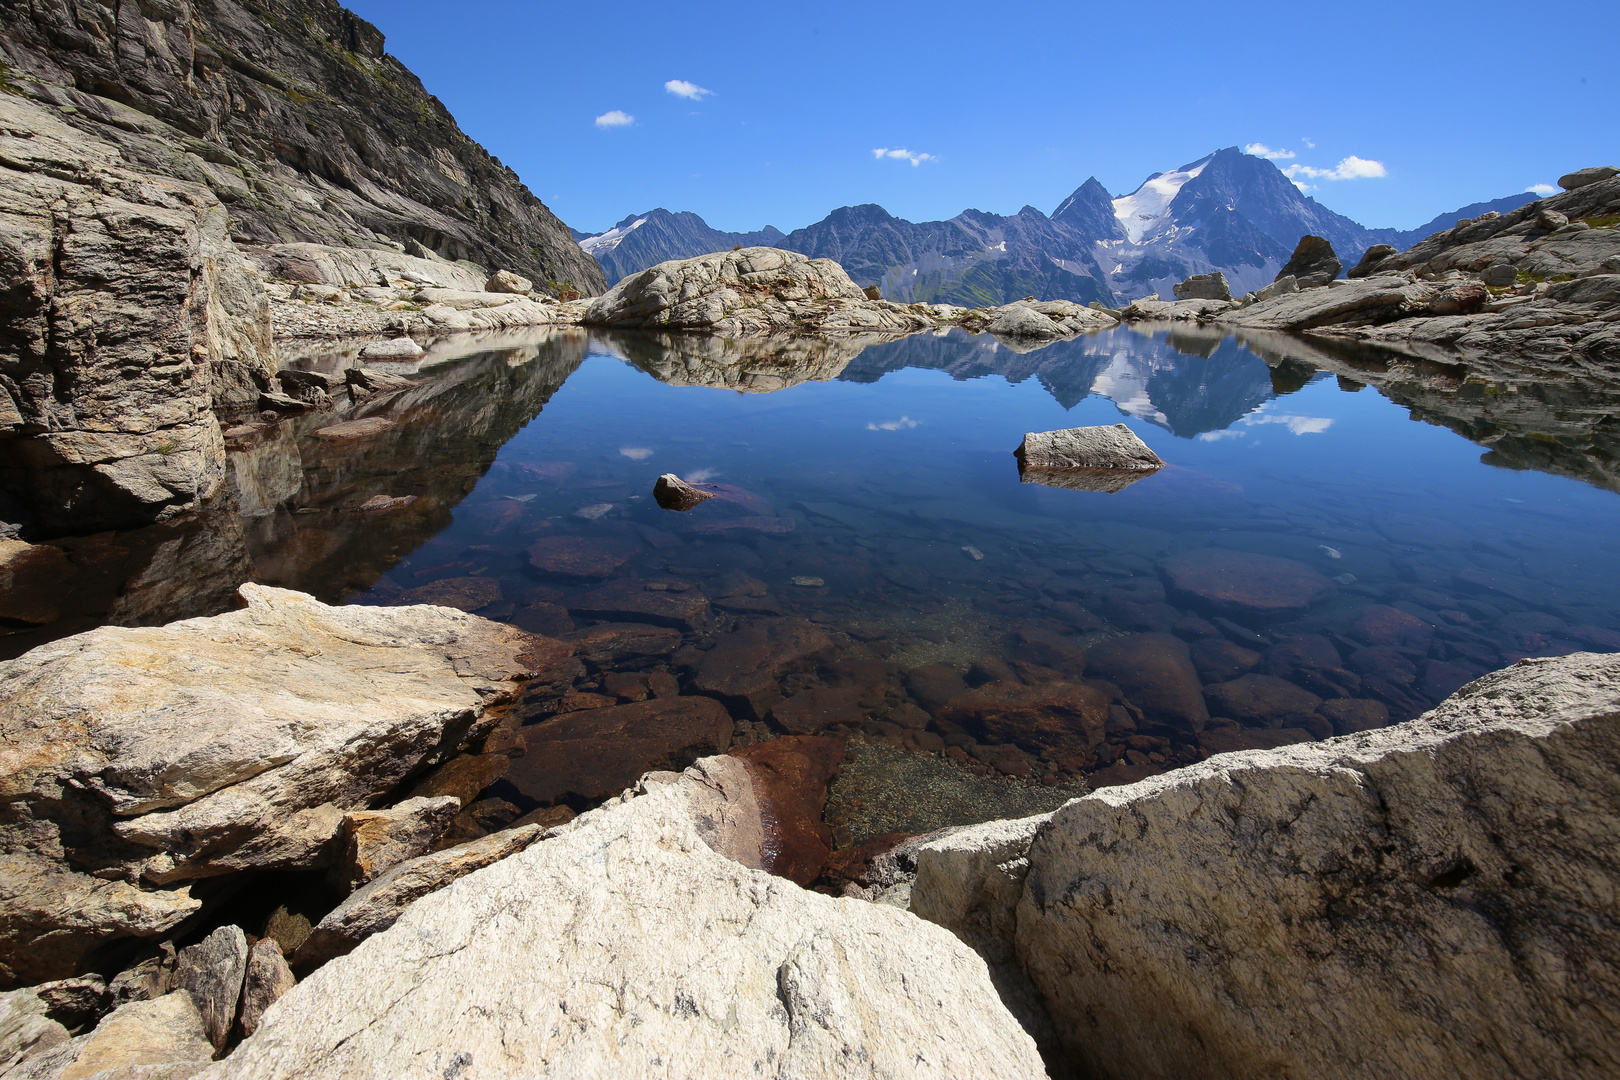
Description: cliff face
xmin=0 ymin=0 xmax=604 ymax=295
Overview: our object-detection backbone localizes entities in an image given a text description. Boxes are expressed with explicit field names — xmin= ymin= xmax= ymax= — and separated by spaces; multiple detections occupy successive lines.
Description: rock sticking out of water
xmin=1014 ymin=424 xmax=1165 ymax=493
xmin=653 ymin=473 xmax=716 ymax=511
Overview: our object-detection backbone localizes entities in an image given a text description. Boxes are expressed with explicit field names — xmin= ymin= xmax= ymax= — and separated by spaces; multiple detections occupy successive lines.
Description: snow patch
xmin=1112 ymin=156 xmax=1211 ymax=244
xmin=580 ymin=218 xmax=647 ymax=255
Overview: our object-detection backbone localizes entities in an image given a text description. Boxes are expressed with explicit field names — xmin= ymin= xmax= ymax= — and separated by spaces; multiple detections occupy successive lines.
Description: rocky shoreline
xmin=0 ymin=591 xmax=1614 ymax=1078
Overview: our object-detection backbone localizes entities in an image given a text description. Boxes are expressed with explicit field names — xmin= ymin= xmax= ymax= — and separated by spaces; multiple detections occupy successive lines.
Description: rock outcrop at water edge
xmin=202 ymin=759 xmax=1047 ymax=1080
xmin=912 ymin=651 xmax=1620 ymax=1080
xmin=0 ymin=584 xmax=574 ymax=986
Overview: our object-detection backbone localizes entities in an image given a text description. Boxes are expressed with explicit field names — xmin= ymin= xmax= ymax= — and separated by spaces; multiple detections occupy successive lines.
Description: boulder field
xmin=0 ymin=590 xmax=1614 ymax=1078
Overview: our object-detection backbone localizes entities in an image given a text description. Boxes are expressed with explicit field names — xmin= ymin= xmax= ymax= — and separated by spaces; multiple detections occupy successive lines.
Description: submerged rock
xmin=1163 ymin=548 xmax=1333 ymax=617
xmin=1084 ymin=633 xmax=1209 ymax=733
xmin=690 ymin=618 xmax=835 ymax=720
xmin=217 ymin=763 xmax=1045 ymax=1079
xmin=0 ymin=584 xmax=567 ymax=985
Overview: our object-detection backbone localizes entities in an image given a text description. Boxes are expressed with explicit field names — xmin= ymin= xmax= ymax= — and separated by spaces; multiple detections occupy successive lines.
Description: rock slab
xmin=211 ymin=763 xmax=1045 ymax=1079
xmin=1014 ymin=652 xmax=1620 ymax=1080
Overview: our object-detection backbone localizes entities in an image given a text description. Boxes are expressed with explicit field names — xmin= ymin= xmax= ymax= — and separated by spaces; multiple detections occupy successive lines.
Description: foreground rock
xmin=913 ymin=652 xmax=1620 ymax=1080
xmin=210 ymin=763 xmax=1046 ymax=1079
xmin=1276 ymin=234 xmax=1342 ymax=287
xmin=653 ymin=473 xmax=717 ymax=511
xmin=1015 ymin=424 xmax=1164 ymax=470
xmin=584 ymin=247 xmax=935 ymax=333
xmin=0 ymin=585 xmax=568 ymax=985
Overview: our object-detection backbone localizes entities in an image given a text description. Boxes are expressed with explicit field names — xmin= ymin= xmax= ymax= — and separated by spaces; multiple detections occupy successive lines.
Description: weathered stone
xmin=1085 ymin=634 xmax=1209 ymax=732
xmin=1172 ymin=272 xmax=1232 ymax=301
xmin=394 ymin=576 xmax=503 ymax=612
xmin=405 ymin=754 xmax=509 ymax=809
xmin=1318 ymin=697 xmax=1390 ymax=734
xmin=172 ymin=924 xmax=247 ymax=1050
xmin=1277 ymin=234 xmax=1341 ymax=287
xmin=357 ymin=337 xmax=424 ymax=359
xmin=1558 ymin=166 xmax=1619 ymax=191
xmin=236 ymin=940 xmax=295 ymax=1040
xmin=1347 ymin=244 xmax=1397 ymax=278
xmin=652 ymin=473 xmax=716 ymax=511
xmin=55 ymin=992 xmax=214 ymax=1080
xmin=1163 ymin=548 xmax=1333 ymax=616
xmin=583 ymin=247 xmax=931 ymax=334
xmin=1013 ymin=652 xmax=1620 ymax=1080
xmin=1481 ymin=262 xmax=1519 ymax=286
xmin=485 ymin=270 xmax=534 ymax=295
xmin=1014 ymin=424 xmax=1164 ymax=471
xmin=1222 ymin=274 xmax=1435 ymax=331
xmin=567 ymin=579 xmax=712 ymax=631
xmin=332 ymin=797 xmax=461 ymax=893
xmin=731 ymin=736 xmax=845 ymax=886
xmin=905 ymin=664 xmax=970 ymax=713
xmin=1427 ymin=280 xmax=1490 ymax=316
xmin=525 ymin=535 xmax=639 ymax=578
xmin=937 ymin=681 xmax=1110 ymax=752
xmin=309 ymin=416 xmax=396 ymax=442
xmin=987 ymin=305 xmax=1065 ymax=340
xmin=0 ymin=987 xmax=71 ymax=1073
xmin=1536 ymin=207 xmax=1571 ymax=231
xmin=1204 ymin=674 xmax=1324 ymax=729
xmin=0 ymin=585 xmax=558 ymax=984
xmin=506 ymin=697 xmax=734 ymax=805
xmin=690 ymin=618 xmax=834 ymax=720
xmin=1264 ymin=634 xmax=1360 ymax=699
xmin=563 ymin=622 xmax=683 ymax=667
xmin=1188 ymin=638 xmax=1261 ymax=684
xmin=770 ymin=686 xmax=866 ymax=735
xmin=1351 ymin=604 xmax=1434 ymax=654
xmin=292 ymin=826 xmax=546 ymax=971
xmin=224 ymin=767 xmax=1043 ymax=1079
xmin=0 ymin=541 xmax=73 ymax=625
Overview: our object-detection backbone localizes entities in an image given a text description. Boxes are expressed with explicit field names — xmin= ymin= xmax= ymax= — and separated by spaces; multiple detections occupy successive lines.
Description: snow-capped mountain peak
xmin=1112 ymin=155 xmax=1213 ymax=243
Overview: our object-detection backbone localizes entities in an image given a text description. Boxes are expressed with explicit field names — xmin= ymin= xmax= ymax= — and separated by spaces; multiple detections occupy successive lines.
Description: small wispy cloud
xmin=1244 ymin=142 xmax=1296 ymax=160
xmin=595 ymin=110 xmax=634 ymax=128
xmin=664 ymin=79 xmax=712 ymax=100
xmin=1243 ymin=413 xmax=1334 ymax=435
xmin=872 ymin=148 xmax=937 ymax=167
xmin=619 ymin=446 xmax=653 ymax=460
xmin=1291 ymin=180 xmax=1314 ymax=193
xmin=1197 ymin=430 xmax=1247 ymax=442
xmin=1302 ymin=137 xmax=1317 ymax=149
xmin=1283 ymin=156 xmax=1387 ymax=181
xmin=867 ymin=416 xmax=920 ymax=430
xmin=1525 ymin=183 xmax=1558 ymax=196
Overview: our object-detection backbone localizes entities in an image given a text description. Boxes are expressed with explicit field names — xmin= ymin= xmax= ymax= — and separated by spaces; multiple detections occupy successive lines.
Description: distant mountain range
xmin=576 ymin=148 xmax=1537 ymax=304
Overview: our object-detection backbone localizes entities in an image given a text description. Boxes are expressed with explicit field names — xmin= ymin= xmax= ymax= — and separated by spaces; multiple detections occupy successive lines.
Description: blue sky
xmin=346 ymin=0 xmax=1617 ymax=236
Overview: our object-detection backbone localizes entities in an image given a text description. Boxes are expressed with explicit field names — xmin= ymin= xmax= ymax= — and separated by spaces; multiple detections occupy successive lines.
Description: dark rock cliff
xmin=0 ymin=0 xmax=604 ymax=294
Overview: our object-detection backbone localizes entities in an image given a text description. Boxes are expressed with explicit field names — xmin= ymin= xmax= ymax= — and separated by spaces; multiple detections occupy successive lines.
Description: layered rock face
xmin=0 ymin=92 xmax=275 ymax=534
xmin=0 ymin=0 xmax=602 ymax=294
xmin=0 ymin=584 xmax=570 ymax=986
xmin=913 ymin=652 xmax=1620 ymax=1080
xmin=205 ymin=760 xmax=1046 ymax=1080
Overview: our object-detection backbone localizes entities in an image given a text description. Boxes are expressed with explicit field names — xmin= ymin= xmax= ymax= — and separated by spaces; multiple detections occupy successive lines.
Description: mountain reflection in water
xmin=4 ymin=323 xmax=1618 ymax=833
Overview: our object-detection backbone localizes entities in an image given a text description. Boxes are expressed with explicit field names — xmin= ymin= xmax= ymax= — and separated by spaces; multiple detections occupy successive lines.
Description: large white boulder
xmin=209 ymin=759 xmax=1045 ymax=1080
xmin=910 ymin=653 xmax=1620 ymax=1080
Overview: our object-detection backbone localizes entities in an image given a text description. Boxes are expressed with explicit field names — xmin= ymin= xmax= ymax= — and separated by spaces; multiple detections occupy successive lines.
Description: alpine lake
xmin=12 ymin=323 xmax=1620 ymax=851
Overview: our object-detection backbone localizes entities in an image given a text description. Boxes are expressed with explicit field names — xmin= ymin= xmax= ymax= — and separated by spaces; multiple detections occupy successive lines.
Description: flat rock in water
xmin=937 ymin=681 xmax=1110 ymax=752
xmin=690 ymin=618 xmax=836 ymax=720
xmin=1203 ymin=674 xmax=1324 ymax=730
xmin=769 ymin=686 xmax=865 ymax=735
xmin=566 ymin=579 xmax=712 ymax=631
xmin=563 ymin=622 xmax=683 ymax=667
xmin=310 ymin=416 xmax=396 ymax=441
xmin=0 ymin=584 xmax=556 ymax=985
xmin=1163 ymin=548 xmax=1332 ymax=616
xmin=525 ymin=535 xmax=639 ymax=578
xmin=1015 ymin=424 xmax=1164 ymax=471
xmin=507 ymin=697 xmax=734 ymax=805
xmin=1085 ymin=633 xmax=1209 ymax=732
xmin=394 ymin=576 xmax=502 ymax=611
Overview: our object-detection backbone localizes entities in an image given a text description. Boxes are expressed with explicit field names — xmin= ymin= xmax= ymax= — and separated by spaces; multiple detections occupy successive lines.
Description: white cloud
xmin=1525 ymin=183 xmax=1557 ymax=196
xmin=619 ymin=446 xmax=653 ymax=460
xmin=664 ymin=79 xmax=712 ymax=100
xmin=1302 ymin=137 xmax=1317 ymax=149
xmin=1243 ymin=413 xmax=1334 ymax=435
xmin=1197 ymin=430 xmax=1247 ymax=442
xmin=1291 ymin=180 xmax=1314 ymax=193
xmin=872 ymin=148 xmax=937 ymax=167
xmin=594 ymin=110 xmax=634 ymax=128
xmin=1283 ymin=155 xmax=1387 ymax=181
xmin=1244 ymin=142 xmax=1296 ymax=160
xmin=867 ymin=416 xmax=920 ymax=430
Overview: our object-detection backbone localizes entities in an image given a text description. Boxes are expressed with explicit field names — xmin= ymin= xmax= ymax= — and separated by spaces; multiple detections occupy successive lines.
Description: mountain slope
xmin=0 ymin=0 xmax=604 ymax=294
xmin=580 ymin=210 xmax=785 ymax=285
xmin=1391 ymin=193 xmax=1540 ymax=250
